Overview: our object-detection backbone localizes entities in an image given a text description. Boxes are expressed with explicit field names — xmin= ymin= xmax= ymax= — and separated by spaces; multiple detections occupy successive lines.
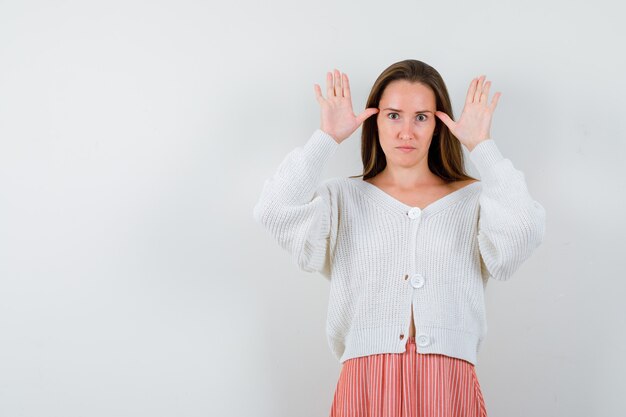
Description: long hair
xmin=350 ymin=59 xmax=477 ymax=183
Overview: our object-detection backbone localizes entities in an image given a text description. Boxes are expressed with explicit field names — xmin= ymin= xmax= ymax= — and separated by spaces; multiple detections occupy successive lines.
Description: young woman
xmin=253 ymin=59 xmax=546 ymax=417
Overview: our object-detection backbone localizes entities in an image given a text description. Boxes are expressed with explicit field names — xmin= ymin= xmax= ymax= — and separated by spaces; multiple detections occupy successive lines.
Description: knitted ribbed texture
xmin=253 ymin=129 xmax=546 ymax=366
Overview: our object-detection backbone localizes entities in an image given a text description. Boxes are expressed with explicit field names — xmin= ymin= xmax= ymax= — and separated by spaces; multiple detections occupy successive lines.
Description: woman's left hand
xmin=435 ymin=75 xmax=501 ymax=152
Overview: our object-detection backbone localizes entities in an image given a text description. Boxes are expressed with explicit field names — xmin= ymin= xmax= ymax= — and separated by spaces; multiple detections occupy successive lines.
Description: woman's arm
xmin=469 ymin=139 xmax=547 ymax=281
xmin=252 ymin=129 xmax=339 ymax=277
xmin=437 ymin=75 xmax=546 ymax=280
xmin=253 ymin=69 xmax=378 ymax=277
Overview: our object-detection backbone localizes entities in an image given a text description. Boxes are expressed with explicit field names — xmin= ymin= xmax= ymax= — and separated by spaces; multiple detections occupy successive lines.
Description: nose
xmin=399 ymin=118 xmax=414 ymax=140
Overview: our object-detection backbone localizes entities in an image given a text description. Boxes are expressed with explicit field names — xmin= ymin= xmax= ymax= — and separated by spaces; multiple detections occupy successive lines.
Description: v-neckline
xmin=349 ymin=178 xmax=481 ymax=217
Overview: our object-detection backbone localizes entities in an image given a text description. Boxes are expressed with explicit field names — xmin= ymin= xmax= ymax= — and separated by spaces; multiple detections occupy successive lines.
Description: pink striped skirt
xmin=329 ymin=336 xmax=487 ymax=417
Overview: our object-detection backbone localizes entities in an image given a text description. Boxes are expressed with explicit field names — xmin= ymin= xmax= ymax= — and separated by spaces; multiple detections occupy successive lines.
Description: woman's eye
xmin=387 ymin=113 xmax=399 ymax=120
xmin=417 ymin=114 xmax=427 ymax=122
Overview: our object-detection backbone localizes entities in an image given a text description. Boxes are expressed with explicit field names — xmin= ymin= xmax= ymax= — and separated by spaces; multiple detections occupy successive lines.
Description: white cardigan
xmin=253 ymin=129 xmax=546 ymax=366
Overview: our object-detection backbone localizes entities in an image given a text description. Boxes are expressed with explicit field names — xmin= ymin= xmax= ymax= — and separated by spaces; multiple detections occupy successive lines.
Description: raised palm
xmin=314 ymin=69 xmax=379 ymax=144
xmin=435 ymin=75 xmax=501 ymax=151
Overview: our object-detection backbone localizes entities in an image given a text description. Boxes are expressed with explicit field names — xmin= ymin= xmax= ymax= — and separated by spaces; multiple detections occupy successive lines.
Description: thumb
xmin=356 ymin=108 xmax=379 ymax=126
xmin=435 ymin=111 xmax=454 ymax=130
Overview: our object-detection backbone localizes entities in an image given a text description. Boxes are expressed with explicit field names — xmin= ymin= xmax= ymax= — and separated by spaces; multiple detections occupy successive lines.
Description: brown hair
xmin=349 ymin=59 xmax=477 ymax=183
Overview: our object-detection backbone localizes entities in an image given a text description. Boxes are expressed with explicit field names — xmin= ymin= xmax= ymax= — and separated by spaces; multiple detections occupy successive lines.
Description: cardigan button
xmin=417 ymin=334 xmax=430 ymax=347
xmin=399 ymin=334 xmax=405 ymax=340
xmin=407 ymin=207 xmax=421 ymax=219
xmin=410 ymin=274 xmax=425 ymax=288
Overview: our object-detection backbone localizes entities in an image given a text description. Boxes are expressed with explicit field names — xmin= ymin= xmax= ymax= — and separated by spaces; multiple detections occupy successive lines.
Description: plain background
xmin=1 ymin=0 xmax=624 ymax=416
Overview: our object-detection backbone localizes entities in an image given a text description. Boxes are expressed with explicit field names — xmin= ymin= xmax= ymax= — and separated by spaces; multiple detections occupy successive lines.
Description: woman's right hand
xmin=314 ymin=69 xmax=379 ymax=144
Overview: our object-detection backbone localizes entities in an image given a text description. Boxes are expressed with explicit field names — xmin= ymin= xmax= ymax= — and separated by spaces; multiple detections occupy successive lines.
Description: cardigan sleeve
xmin=469 ymin=139 xmax=547 ymax=281
xmin=252 ymin=129 xmax=340 ymax=279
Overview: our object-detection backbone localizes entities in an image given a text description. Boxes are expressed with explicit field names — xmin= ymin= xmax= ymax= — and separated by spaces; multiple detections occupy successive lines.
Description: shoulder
xmin=320 ymin=177 xmax=356 ymax=189
xmin=450 ymin=178 xmax=480 ymax=190
xmin=319 ymin=177 xmax=346 ymax=189
xmin=456 ymin=179 xmax=480 ymax=185
xmin=314 ymin=177 xmax=352 ymax=197
xmin=315 ymin=177 xmax=368 ymax=203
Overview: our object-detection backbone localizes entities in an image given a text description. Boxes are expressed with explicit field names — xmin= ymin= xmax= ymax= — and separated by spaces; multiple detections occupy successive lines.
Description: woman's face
xmin=376 ymin=80 xmax=437 ymax=168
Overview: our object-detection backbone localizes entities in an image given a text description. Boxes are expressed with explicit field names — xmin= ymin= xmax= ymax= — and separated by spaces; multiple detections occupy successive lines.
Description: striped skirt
xmin=329 ymin=336 xmax=488 ymax=417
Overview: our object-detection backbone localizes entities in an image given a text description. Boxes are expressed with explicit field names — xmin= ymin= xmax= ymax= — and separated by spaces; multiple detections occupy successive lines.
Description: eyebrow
xmin=381 ymin=107 xmax=434 ymax=113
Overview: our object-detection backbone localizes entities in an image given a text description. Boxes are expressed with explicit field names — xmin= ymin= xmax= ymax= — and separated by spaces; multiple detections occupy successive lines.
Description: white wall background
xmin=0 ymin=0 xmax=624 ymax=416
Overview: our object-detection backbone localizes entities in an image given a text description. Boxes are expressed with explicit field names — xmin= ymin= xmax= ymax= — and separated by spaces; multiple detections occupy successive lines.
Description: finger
xmin=473 ymin=75 xmax=486 ymax=103
xmin=356 ymin=107 xmax=379 ymax=126
xmin=489 ymin=92 xmax=501 ymax=112
xmin=466 ymin=78 xmax=478 ymax=105
xmin=481 ymin=81 xmax=491 ymax=104
xmin=314 ymin=84 xmax=325 ymax=104
xmin=326 ymin=71 xmax=334 ymax=98
xmin=435 ymin=111 xmax=455 ymax=130
xmin=343 ymin=73 xmax=351 ymax=99
xmin=333 ymin=68 xmax=342 ymax=97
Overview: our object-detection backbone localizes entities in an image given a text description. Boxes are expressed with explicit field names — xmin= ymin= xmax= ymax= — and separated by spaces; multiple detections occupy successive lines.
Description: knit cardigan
xmin=252 ymin=129 xmax=546 ymax=366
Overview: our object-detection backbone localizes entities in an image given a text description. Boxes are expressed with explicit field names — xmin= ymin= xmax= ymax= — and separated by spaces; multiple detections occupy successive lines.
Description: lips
xmin=397 ymin=146 xmax=415 ymax=153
